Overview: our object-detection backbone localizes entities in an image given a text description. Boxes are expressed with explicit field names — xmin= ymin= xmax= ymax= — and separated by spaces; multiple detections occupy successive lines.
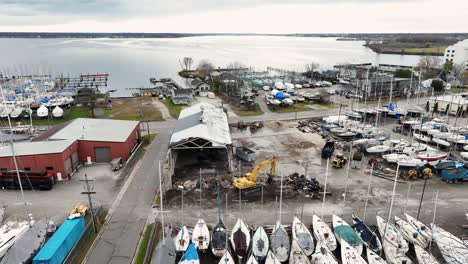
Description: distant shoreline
xmin=0 ymin=32 xmax=467 ymax=39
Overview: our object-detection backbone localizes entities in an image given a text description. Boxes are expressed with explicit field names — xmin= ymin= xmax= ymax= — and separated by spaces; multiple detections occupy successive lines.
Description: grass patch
xmin=270 ymin=103 xmax=311 ymax=113
xmin=234 ymin=109 xmax=264 ymax=116
xmin=401 ymin=47 xmax=446 ymax=55
xmin=134 ymin=224 xmax=154 ymax=264
xmin=448 ymin=87 xmax=468 ymax=94
xmin=318 ymin=102 xmax=340 ymax=109
xmin=31 ymin=106 xmax=93 ymax=126
xmin=142 ymin=133 xmax=158 ymax=145
xmin=106 ymin=97 xmax=163 ymax=121
xmin=162 ymin=99 xmax=184 ymax=119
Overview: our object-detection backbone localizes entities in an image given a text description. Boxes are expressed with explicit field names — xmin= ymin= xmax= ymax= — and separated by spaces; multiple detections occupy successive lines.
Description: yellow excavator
xmin=233 ymin=157 xmax=277 ymax=190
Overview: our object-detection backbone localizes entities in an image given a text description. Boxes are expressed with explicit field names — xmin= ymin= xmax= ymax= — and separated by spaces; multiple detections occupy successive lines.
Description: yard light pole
xmin=80 ymin=174 xmax=97 ymax=233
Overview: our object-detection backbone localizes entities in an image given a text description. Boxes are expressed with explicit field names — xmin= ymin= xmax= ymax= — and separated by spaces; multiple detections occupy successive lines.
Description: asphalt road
xmin=85 ymin=130 xmax=170 ymax=264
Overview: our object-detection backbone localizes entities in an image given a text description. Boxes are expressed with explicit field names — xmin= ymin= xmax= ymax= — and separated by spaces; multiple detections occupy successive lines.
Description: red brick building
xmin=0 ymin=118 xmax=141 ymax=180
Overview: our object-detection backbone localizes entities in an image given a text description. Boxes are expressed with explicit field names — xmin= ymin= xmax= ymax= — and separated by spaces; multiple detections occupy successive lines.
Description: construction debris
xmin=233 ymin=121 xmax=264 ymax=131
xmin=297 ymin=120 xmax=322 ymax=133
xmin=286 ymin=173 xmax=321 ymax=196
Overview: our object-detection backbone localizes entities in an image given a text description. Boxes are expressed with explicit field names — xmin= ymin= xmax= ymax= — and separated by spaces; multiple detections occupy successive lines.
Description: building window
xmin=46 ymin=166 xmax=54 ymax=171
xmin=24 ymin=167 xmax=31 ymax=171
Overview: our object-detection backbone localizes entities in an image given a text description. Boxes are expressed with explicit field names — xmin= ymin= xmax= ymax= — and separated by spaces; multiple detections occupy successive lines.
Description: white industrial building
xmin=444 ymin=39 xmax=468 ymax=70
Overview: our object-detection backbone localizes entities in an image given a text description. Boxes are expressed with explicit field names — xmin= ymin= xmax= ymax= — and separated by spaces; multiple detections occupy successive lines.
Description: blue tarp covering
xmin=6 ymin=95 xmax=14 ymax=101
xmin=33 ymin=217 xmax=85 ymax=264
xmin=180 ymin=243 xmax=199 ymax=261
xmin=39 ymin=98 xmax=49 ymax=104
xmin=15 ymin=88 xmax=24 ymax=94
xmin=275 ymin=92 xmax=286 ymax=100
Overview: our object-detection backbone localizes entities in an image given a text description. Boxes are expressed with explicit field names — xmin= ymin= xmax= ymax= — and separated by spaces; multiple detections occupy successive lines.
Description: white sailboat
xmin=432 ymin=224 xmax=468 ymax=264
xmin=376 ymin=216 xmax=408 ymax=252
xmin=252 ymin=226 xmax=269 ymax=261
xmin=271 ymin=173 xmax=290 ymax=262
xmin=174 ymin=226 xmax=190 ymax=252
xmin=312 ymin=215 xmax=337 ymax=251
xmin=192 ymin=219 xmax=210 ymax=250
xmin=218 ymin=250 xmax=235 ymax=264
xmin=292 ymin=216 xmax=314 ymax=256
xmin=414 ymin=245 xmax=439 ymax=264
xmin=381 ymin=239 xmax=413 ymax=264
xmin=394 ymin=216 xmax=428 ymax=248
xmin=0 ymin=221 xmax=30 ymax=258
xmin=332 ymin=215 xmax=363 ymax=255
xmin=52 ymin=105 xmax=64 ymax=118
xmin=366 ymin=247 xmax=387 ymax=264
xmin=36 ymin=105 xmax=48 ymax=118
xmin=265 ymin=250 xmax=282 ymax=264
xmin=9 ymin=108 xmax=22 ymax=119
xmin=366 ymin=145 xmax=390 ymax=154
xmin=289 ymin=239 xmax=311 ymax=264
xmin=230 ymin=218 xmax=250 ymax=260
xmin=246 ymin=254 xmax=259 ymax=264
xmin=340 ymin=239 xmax=367 ymax=264
xmin=311 ymin=242 xmax=338 ymax=264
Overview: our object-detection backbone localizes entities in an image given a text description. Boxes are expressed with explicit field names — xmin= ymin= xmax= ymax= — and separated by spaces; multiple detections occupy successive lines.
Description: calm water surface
xmin=0 ymin=36 xmax=422 ymax=97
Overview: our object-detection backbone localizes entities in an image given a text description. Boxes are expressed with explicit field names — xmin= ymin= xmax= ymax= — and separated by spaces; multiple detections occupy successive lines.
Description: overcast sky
xmin=0 ymin=0 xmax=466 ymax=33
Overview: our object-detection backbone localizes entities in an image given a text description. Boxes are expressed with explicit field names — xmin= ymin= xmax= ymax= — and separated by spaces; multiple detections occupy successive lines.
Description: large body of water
xmin=0 ymin=36 xmax=423 ymax=97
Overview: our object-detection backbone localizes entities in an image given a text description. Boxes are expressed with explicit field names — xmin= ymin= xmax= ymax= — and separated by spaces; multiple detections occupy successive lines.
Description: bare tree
xmin=197 ymin=60 xmax=215 ymax=77
xmin=304 ymin=62 xmax=320 ymax=74
xmin=227 ymin=61 xmax=245 ymax=70
xmin=417 ymin=56 xmax=441 ymax=79
xmin=183 ymin=57 xmax=193 ymax=71
xmin=452 ymin=62 xmax=466 ymax=85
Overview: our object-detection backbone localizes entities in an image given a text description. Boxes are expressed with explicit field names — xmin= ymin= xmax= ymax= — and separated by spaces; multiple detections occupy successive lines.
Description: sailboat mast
xmin=383 ymin=163 xmax=400 ymax=238
xmin=1 ymin=86 xmax=30 ymax=224
xmin=216 ymin=176 xmax=221 ymax=223
xmin=279 ymin=173 xmax=283 ymax=223
xmin=321 ymin=159 xmax=330 ymax=219
xmin=342 ymin=146 xmax=353 ymax=215
xmin=363 ymin=164 xmax=374 ymax=221
xmin=429 ymin=190 xmax=438 ymax=252
xmin=199 ymin=168 xmax=202 ymax=218
xmin=158 ymin=161 xmax=164 ymax=237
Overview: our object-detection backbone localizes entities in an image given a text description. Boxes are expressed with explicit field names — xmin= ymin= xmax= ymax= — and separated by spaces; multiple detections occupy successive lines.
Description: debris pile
xmin=297 ymin=120 xmax=322 ymax=133
xmin=233 ymin=121 xmax=264 ymax=131
xmin=286 ymin=173 xmax=321 ymax=196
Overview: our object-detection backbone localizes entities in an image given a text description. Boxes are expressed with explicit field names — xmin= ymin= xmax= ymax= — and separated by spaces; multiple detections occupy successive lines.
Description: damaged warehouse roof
xmin=170 ymin=102 xmax=232 ymax=148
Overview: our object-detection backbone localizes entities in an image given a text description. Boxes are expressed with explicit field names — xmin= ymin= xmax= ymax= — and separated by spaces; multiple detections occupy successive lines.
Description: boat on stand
xmin=394 ymin=216 xmax=428 ymax=248
xmin=246 ymin=254 xmax=259 ymax=264
xmin=211 ymin=178 xmax=227 ymax=257
xmin=310 ymin=241 xmax=338 ymax=264
xmin=414 ymin=245 xmax=439 ymax=264
xmin=265 ymin=250 xmax=281 ymax=264
xmin=230 ymin=218 xmax=250 ymax=261
xmin=404 ymin=213 xmax=432 ymax=241
xmin=340 ymin=239 xmax=367 ymax=264
xmin=252 ymin=226 xmax=269 ymax=261
xmin=178 ymin=243 xmax=200 ymax=264
xmin=292 ymin=216 xmax=315 ymax=256
xmin=366 ymin=247 xmax=387 ymax=264
xmin=332 ymin=215 xmax=363 ymax=255
xmin=289 ymin=239 xmax=311 ymax=264
xmin=192 ymin=169 xmax=210 ymax=251
xmin=270 ymin=173 xmax=290 ymax=262
xmin=432 ymin=224 xmax=468 ymax=264
xmin=218 ymin=250 xmax=235 ymax=264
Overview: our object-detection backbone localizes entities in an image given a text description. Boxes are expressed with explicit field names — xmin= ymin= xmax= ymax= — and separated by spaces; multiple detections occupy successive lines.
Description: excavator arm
xmin=233 ymin=157 xmax=277 ymax=190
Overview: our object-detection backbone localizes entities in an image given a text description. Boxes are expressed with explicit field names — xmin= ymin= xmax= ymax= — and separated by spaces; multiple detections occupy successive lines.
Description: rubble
xmin=297 ymin=120 xmax=322 ymax=133
xmin=286 ymin=172 xmax=321 ymax=196
xmin=232 ymin=121 xmax=264 ymax=132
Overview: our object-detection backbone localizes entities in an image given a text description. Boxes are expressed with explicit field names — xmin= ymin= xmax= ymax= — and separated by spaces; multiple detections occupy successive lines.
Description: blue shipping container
xmin=33 ymin=217 xmax=85 ymax=264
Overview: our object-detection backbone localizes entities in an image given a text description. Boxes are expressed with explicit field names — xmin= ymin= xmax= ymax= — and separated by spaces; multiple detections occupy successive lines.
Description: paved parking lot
xmin=1 ymin=164 xmax=121 ymax=224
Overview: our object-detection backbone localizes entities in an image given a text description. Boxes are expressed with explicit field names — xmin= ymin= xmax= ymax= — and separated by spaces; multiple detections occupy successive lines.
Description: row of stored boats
xmin=153 ymin=211 xmax=468 ymax=264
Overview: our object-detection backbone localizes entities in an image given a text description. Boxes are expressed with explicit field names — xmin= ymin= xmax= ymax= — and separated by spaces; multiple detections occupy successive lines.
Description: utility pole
xmin=80 ymin=174 xmax=97 ymax=233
